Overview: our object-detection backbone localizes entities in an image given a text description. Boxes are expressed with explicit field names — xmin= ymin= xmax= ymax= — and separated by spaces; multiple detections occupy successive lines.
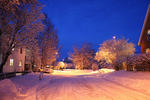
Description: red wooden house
xmin=138 ymin=5 xmax=150 ymax=53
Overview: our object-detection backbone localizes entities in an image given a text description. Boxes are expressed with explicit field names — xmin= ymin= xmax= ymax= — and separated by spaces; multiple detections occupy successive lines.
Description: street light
xmin=113 ymin=36 xmax=116 ymax=39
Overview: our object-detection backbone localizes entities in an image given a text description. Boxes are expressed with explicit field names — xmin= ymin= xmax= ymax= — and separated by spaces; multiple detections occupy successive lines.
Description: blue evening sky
xmin=40 ymin=0 xmax=150 ymax=59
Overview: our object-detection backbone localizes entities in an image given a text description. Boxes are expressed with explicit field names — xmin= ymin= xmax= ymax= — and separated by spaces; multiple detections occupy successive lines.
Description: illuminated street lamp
xmin=113 ymin=36 xmax=116 ymax=39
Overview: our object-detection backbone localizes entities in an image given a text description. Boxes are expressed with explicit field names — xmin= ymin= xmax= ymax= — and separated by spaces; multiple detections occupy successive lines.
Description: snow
xmin=52 ymin=69 xmax=99 ymax=76
xmin=0 ymin=69 xmax=150 ymax=100
xmin=0 ymin=79 xmax=19 ymax=100
xmin=99 ymin=68 xmax=115 ymax=73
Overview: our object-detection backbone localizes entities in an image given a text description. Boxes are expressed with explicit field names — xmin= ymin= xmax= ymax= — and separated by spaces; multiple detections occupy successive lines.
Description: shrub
xmin=114 ymin=58 xmax=127 ymax=71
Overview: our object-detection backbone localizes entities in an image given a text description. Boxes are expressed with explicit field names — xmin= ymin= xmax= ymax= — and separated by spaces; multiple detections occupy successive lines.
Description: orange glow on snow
xmin=52 ymin=69 xmax=99 ymax=76
xmin=99 ymin=68 xmax=115 ymax=73
xmin=51 ymin=69 xmax=114 ymax=76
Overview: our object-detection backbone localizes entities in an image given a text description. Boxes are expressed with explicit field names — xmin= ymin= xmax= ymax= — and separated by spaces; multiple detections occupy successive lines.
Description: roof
xmin=138 ymin=5 xmax=150 ymax=46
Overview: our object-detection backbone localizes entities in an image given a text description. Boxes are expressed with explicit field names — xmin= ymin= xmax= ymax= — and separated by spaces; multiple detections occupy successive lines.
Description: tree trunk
xmin=0 ymin=52 xmax=11 ymax=73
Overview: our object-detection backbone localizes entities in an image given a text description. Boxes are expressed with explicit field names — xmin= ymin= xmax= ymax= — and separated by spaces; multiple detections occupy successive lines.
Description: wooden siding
xmin=139 ymin=5 xmax=150 ymax=53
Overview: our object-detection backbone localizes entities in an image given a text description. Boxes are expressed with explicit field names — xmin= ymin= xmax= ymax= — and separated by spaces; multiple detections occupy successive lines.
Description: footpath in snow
xmin=0 ymin=69 xmax=150 ymax=100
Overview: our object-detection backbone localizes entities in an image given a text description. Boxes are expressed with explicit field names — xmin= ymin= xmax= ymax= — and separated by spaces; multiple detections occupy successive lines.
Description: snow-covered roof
xmin=138 ymin=5 xmax=150 ymax=46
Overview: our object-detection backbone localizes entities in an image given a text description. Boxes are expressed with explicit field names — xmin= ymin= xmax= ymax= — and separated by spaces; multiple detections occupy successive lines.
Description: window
xmin=148 ymin=30 xmax=150 ymax=34
xmin=19 ymin=61 xmax=22 ymax=66
xmin=12 ymin=48 xmax=15 ymax=51
xmin=20 ymin=48 xmax=22 ymax=54
xmin=146 ymin=48 xmax=150 ymax=54
xmin=147 ymin=30 xmax=150 ymax=41
xmin=10 ymin=59 xmax=14 ymax=66
xmin=0 ymin=54 xmax=2 ymax=65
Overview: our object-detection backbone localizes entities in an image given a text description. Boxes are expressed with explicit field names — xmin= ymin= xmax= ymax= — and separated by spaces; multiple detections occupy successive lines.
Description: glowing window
xmin=147 ymin=30 xmax=150 ymax=41
xmin=12 ymin=48 xmax=15 ymax=51
xmin=19 ymin=61 xmax=22 ymax=66
xmin=10 ymin=59 xmax=14 ymax=66
xmin=148 ymin=30 xmax=150 ymax=34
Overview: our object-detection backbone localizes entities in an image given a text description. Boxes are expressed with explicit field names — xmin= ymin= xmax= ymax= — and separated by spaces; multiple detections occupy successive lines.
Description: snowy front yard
xmin=0 ymin=69 xmax=150 ymax=100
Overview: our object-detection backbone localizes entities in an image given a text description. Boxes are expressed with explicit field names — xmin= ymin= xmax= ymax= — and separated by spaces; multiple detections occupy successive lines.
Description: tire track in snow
xmin=13 ymin=73 xmax=150 ymax=100
xmin=100 ymin=78 xmax=150 ymax=100
xmin=102 ymin=77 xmax=150 ymax=96
xmin=74 ymin=77 xmax=114 ymax=100
xmin=76 ymin=77 xmax=150 ymax=100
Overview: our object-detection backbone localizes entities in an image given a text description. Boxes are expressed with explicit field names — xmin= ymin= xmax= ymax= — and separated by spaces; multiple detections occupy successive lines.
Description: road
xmin=34 ymin=75 xmax=150 ymax=100
xmin=1 ymin=70 xmax=150 ymax=100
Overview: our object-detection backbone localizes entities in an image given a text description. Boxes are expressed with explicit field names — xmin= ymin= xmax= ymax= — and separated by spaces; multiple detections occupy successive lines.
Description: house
xmin=1 ymin=48 xmax=25 ymax=73
xmin=24 ymin=48 xmax=41 ymax=72
xmin=63 ymin=57 xmax=74 ymax=69
xmin=138 ymin=5 xmax=150 ymax=53
xmin=0 ymin=46 xmax=41 ymax=73
xmin=24 ymin=48 xmax=32 ymax=71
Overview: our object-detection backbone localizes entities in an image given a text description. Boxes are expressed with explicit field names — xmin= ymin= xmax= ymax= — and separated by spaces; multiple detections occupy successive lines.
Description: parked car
xmin=43 ymin=66 xmax=53 ymax=74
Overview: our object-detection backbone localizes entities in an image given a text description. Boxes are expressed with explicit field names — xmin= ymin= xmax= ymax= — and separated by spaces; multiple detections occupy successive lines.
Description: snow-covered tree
xmin=40 ymin=14 xmax=59 ymax=67
xmin=126 ymin=54 xmax=150 ymax=71
xmin=71 ymin=43 xmax=95 ymax=69
xmin=27 ymin=40 xmax=41 ymax=71
xmin=95 ymin=39 xmax=135 ymax=68
xmin=92 ymin=61 xmax=99 ymax=71
xmin=0 ymin=0 xmax=44 ymax=73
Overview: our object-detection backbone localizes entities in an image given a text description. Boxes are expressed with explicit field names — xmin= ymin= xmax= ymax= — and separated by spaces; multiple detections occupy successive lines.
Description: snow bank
xmin=0 ymin=73 xmax=49 ymax=100
xmin=0 ymin=79 xmax=20 ymax=100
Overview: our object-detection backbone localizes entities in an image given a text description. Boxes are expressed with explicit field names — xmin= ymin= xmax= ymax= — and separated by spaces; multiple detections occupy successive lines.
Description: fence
xmin=0 ymin=72 xmax=29 ymax=80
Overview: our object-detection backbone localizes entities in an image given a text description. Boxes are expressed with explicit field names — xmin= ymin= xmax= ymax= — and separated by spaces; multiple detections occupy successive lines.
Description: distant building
xmin=63 ymin=57 xmax=74 ymax=69
xmin=138 ymin=5 xmax=150 ymax=53
xmin=1 ymin=48 xmax=25 ymax=73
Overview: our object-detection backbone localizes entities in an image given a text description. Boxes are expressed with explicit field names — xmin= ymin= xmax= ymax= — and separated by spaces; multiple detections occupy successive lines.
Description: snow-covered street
xmin=0 ymin=70 xmax=150 ymax=100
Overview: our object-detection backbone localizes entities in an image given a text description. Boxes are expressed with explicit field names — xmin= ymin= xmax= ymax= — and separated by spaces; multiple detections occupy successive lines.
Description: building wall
xmin=2 ymin=48 xmax=25 ymax=73
xmin=140 ymin=7 xmax=150 ymax=53
xmin=24 ymin=48 xmax=41 ymax=71
xmin=24 ymin=48 xmax=32 ymax=71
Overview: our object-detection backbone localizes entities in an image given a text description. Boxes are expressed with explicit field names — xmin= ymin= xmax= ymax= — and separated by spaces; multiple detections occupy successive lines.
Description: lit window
xmin=12 ymin=48 xmax=15 ymax=51
xmin=19 ymin=61 xmax=22 ymax=66
xmin=10 ymin=59 xmax=14 ymax=66
xmin=147 ymin=30 xmax=150 ymax=41
xmin=148 ymin=30 xmax=150 ymax=34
